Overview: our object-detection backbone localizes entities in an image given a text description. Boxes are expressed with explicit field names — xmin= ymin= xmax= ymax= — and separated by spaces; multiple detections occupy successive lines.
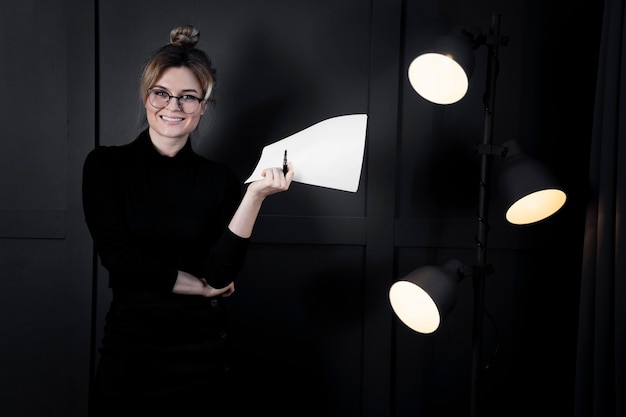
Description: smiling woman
xmin=144 ymin=66 xmax=207 ymax=154
xmin=82 ymin=24 xmax=294 ymax=416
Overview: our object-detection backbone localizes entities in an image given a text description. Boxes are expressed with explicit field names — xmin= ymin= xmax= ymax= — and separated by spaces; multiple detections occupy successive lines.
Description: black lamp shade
xmin=407 ymin=33 xmax=475 ymax=105
xmin=498 ymin=140 xmax=567 ymax=225
xmin=389 ymin=259 xmax=463 ymax=334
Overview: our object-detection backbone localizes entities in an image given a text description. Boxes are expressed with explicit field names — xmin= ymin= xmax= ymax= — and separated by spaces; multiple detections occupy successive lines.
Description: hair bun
xmin=169 ymin=24 xmax=200 ymax=47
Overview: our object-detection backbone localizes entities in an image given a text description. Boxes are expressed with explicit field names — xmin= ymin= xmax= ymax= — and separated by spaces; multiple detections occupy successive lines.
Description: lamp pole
xmin=470 ymin=12 xmax=505 ymax=417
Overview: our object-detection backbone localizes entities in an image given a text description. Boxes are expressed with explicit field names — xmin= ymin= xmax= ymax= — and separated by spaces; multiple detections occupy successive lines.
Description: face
xmin=145 ymin=66 xmax=207 ymax=144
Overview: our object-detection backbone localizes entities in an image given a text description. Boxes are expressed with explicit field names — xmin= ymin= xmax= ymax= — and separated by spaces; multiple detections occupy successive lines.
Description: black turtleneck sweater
xmin=82 ymin=129 xmax=248 ymax=365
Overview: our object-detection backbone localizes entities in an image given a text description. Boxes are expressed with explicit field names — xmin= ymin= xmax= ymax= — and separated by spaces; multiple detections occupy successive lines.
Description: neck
xmin=148 ymin=128 xmax=188 ymax=157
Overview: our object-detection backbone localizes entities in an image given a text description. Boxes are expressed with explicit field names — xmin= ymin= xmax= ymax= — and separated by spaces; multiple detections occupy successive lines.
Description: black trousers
xmin=89 ymin=354 xmax=234 ymax=417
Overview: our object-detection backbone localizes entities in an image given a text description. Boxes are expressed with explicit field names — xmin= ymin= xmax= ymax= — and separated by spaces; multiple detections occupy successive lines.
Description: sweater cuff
xmin=203 ymin=228 xmax=250 ymax=288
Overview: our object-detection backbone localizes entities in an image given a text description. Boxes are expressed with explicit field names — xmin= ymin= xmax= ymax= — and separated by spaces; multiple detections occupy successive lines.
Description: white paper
xmin=244 ymin=114 xmax=368 ymax=192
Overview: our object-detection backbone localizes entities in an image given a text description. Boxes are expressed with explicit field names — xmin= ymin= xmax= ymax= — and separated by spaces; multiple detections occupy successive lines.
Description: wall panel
xmin=0 ymin=1 xmax=94 ymax=416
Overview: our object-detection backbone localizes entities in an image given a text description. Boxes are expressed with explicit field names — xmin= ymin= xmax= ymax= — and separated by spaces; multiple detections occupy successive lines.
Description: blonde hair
xmin=140 ymin=24 xmax=216 ymax=103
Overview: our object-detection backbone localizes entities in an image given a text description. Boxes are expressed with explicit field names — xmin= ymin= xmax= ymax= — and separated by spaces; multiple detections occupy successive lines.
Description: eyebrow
xmin=151 ymin=85 xmax=201 ymax=95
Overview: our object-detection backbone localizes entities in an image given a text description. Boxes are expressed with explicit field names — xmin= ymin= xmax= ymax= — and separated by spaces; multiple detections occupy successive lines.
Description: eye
xmin=153 ymin=90 xmax=170 ymax=98
xmin=180 ymin=95 xmax=199 ymax=103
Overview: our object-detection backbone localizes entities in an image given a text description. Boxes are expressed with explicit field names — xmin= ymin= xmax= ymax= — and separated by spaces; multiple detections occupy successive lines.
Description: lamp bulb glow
xmin=408 ymin=53 xmax=469 ymax=105
xmin=506 ymin=188 xmax=567 ymax=225
xmin=389 ymin=280 xmax=441 ymax=334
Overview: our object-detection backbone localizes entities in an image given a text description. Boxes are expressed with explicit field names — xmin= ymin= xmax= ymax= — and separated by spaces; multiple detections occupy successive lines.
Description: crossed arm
xmin=172 ymin=164 xmax=294 ymax=297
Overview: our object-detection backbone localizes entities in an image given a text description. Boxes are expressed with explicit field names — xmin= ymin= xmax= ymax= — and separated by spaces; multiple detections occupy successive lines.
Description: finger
xmin=221 ymin=284 xmax=235 ymax=297
xmin=268 ymin=168 xmax=284 ymax=185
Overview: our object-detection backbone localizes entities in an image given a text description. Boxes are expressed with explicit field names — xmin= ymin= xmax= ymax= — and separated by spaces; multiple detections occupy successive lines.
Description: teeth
xmin=162 ymin=116 xmax=184 ymax=122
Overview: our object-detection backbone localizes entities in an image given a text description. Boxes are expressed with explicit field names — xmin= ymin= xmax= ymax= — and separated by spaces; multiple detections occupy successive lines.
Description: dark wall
xmin=0 ymin=0 xmax=601 ymax=416
xmin=0 ymin=1 xmax=94 ymax=416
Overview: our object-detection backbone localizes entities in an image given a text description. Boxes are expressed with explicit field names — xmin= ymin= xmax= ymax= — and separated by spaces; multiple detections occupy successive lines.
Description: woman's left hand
xmin=246 ymin=163 xmax=294 ymax=199
xmin=200 ymin=279 xmax=235 ymax=297
xmin=228 ymin=163 xmax=294 ymax=238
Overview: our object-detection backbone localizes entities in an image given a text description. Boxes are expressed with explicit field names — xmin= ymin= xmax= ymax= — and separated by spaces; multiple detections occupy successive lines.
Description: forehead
xmin=153 ymin=66 xmax=201 ymax=92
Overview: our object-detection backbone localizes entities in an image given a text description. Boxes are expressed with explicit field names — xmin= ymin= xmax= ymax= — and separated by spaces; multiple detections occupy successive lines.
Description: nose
xmin=165 ymin=96 xmax=182 ymax=111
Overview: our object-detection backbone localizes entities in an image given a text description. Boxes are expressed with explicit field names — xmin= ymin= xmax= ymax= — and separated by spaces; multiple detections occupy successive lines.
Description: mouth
xmin=160 ymin=115 xmax=185 ymax=122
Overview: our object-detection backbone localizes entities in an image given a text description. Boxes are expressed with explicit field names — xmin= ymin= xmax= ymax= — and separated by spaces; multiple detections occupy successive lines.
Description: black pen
xmin=283 ymin=149 xmax=288 ymax=175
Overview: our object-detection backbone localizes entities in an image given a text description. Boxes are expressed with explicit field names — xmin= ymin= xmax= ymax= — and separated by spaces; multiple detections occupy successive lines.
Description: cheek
xmin=144 ymin=105 xmax=161 ymax=129
xmin=145 ymin=102 xmax=158 ymax=118
xmin=187 ymin=114 xmax=203 ymax=128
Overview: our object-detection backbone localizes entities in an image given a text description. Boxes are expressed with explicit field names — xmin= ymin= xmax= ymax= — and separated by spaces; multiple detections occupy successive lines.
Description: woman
xmin=82 ymin=24 xmax=293 ymax=416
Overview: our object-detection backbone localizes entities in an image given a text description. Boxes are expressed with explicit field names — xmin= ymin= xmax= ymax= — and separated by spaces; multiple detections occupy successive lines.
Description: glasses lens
xmin=149 ymin=90 xmax=169 ymax=109
xmin=179 ymin=97 xmax=200 ymax=114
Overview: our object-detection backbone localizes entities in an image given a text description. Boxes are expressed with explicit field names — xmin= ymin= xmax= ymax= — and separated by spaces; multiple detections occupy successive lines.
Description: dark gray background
xmin=0 ymin=0 xmax=599 ymax=416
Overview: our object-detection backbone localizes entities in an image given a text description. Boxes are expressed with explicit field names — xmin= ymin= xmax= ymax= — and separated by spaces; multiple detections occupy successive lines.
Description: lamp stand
xmin=470 ymin=13 xmax=505 ymax=417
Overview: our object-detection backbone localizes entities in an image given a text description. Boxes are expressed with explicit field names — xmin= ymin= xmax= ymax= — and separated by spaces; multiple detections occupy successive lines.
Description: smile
xmin=161 ymin=115 xmax=185 ymax=122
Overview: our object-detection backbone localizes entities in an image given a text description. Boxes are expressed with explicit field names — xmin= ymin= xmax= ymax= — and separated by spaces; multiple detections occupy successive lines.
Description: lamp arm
xmin=471 ymin=26 xmax=509 ymax=49
xmin=460 ymin=264 xmax=495 ymax=279
xmin=482 ymin=33 xmax=509 ymax=47
xmin=474 ymin=143 xmax=507 ymax=157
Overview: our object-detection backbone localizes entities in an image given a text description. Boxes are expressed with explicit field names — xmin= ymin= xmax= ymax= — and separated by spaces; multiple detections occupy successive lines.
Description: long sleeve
xmin=82 ymin=130 xmax=249 ymax=293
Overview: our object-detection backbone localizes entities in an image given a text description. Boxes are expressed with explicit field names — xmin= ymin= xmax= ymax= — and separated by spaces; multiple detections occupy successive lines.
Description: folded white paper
xmin=244 ymin=114 xmax=368 ymax=192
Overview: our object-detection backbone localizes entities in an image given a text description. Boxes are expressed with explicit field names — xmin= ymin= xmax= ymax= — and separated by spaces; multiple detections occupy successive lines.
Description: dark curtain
xmin=575 ymin=0 xmax=626 ymax=416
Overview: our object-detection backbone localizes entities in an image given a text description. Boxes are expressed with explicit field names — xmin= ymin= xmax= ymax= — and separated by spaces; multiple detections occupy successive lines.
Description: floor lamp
xmin=389 ymin=13 xmax=567 ymax=417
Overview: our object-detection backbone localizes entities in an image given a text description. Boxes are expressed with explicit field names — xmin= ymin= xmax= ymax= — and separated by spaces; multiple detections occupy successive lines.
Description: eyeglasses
xmin=147 ymin=89 xmax=204 ymax=114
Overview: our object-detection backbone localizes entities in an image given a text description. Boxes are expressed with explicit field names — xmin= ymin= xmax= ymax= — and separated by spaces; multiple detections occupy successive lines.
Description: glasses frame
xmin=147 ymin=88 xmax=204 ymax=114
